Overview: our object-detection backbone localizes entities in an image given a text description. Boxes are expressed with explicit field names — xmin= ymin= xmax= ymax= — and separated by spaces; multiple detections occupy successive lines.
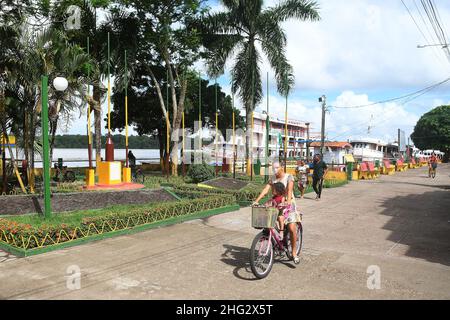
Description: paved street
xmin=0 ymin=164 xmax=449 ymax=299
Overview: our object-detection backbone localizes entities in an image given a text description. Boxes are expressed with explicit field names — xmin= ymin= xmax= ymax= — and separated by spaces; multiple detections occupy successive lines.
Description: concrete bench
xmin=382 ymin=160 xmax=395 ymax=175
xmin=419 ymin=157 xmax=427 ymax=167
xmin=396 ymin=159 xmax=408 ymax=172
xmin=358 ymin=162 xmax=372 ymax=180
xmin=366 ymin=161 xmax=379 ymax=178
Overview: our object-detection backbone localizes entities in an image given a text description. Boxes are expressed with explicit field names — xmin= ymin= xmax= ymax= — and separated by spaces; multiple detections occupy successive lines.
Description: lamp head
xmin=53 ymin=77 xmax=68 ymax=92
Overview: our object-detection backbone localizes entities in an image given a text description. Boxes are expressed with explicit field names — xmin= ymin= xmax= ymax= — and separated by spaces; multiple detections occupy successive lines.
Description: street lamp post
xmin=41 ymin=76 xmax=68 ymax=219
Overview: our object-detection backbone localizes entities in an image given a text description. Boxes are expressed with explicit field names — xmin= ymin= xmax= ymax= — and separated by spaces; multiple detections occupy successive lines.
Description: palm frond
xmin=265 ymin=0 xmax=321 ymax=23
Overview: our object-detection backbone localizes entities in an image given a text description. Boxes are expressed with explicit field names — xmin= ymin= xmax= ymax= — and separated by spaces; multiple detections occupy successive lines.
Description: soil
xmin=0 ymin=189 xmax=177 ymax=216
xmin=201 ymin=177 xmax=249 ymax=190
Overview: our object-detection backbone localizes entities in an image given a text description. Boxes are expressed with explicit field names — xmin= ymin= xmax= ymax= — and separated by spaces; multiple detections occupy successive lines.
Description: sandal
xmin=293 ymin=256 xmax=300 ymax=264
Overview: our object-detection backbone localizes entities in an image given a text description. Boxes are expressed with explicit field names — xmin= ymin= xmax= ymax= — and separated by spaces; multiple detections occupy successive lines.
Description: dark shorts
xmin=431 ymin=163 xmax=437 ymax=169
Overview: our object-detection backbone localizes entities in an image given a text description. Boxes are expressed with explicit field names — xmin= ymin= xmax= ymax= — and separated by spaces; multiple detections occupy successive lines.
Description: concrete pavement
xmin=0 ymin=164 xmax=449 ymax=299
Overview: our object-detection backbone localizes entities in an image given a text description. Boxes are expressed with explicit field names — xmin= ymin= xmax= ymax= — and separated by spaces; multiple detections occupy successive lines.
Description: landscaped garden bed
xmin=0 ymin=188 xmax=177 ymax=215
xmin=0 ymin=193 xmax=237 ymax=256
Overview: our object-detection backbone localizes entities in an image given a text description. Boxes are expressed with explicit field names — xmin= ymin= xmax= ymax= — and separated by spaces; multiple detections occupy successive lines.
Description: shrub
xmin=173 ymin=184 xmax=264 ymax=202
xmin=187 ymin=163 xmax=215 ymax=183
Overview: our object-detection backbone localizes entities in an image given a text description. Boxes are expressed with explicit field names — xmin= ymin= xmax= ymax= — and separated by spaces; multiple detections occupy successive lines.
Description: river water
xmin=3 ymin=148 xmax=161 ymax=168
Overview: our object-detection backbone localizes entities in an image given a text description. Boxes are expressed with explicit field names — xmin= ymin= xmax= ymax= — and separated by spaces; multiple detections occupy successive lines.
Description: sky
xmin=63 ymin=0 xmax=450 ymax=145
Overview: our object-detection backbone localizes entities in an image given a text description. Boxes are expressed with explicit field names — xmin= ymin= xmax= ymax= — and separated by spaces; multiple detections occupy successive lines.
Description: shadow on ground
xmin=221 ymin=244 xmax=295 ymax=280
xmin=379 ymin=189 xmax=450 ymax=266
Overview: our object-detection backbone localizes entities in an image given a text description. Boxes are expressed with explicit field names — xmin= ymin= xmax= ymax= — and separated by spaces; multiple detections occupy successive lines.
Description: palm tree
xmin=7 ymin=27 xmax=91 ymax=191
xmin=200 ymin=0 xmax=320 ymax=169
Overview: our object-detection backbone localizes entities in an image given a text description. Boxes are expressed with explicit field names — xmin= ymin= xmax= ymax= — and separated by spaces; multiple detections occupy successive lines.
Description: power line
xmin=420 ymin=0 xmax=450 ymax=60
xmin=330 ymin=76 xmax=450 ymax=109
xmin=412 ymin=0 xmax=450 ymax=69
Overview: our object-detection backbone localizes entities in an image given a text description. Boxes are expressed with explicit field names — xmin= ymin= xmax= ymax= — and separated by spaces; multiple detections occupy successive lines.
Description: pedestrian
xmin=128 ymin=150 xmax=136 ymax=175
xmin=312 ymin=154 xmax=328 ymax=200
xmin=295 ymin=160 xmax=309 ymax=199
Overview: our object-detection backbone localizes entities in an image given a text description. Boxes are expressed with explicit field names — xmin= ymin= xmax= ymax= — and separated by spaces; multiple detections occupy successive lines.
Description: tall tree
xmin=118 ymin=0 xmax=204 ymax=175
xmin=199 ymin=0 xmax=320 ymax=168
xmin=6 ymin=27 xmax=90 ymax=189
xmin=411 ymin=105 xmax=450 ymax=162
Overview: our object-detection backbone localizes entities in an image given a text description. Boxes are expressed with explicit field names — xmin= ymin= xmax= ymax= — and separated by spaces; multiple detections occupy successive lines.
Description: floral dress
xmin=269 ymin=173 xmax=302 ymax=225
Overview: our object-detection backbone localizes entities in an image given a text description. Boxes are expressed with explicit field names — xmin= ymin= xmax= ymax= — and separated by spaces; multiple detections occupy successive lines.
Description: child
xmin=265 ymin=182 xmax=288 ymax=240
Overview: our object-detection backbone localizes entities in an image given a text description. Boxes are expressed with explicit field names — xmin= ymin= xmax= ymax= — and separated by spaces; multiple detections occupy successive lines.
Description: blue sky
xmin=64 ymin=0 xmax=450 ymax=145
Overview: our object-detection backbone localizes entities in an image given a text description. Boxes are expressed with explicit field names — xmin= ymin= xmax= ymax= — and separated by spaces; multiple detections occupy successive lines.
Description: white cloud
xmin=257 ymin=0 xmax=450 ymax=91
xmin=326 ymin=91 xmax=420 ymax=143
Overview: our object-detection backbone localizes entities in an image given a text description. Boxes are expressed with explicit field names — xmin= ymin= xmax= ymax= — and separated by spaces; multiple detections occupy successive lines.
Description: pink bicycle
xmin=250 ymin=205 xmax=303 ymax=279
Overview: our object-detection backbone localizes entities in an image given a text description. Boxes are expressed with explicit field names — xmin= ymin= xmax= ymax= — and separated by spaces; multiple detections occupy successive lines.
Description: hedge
xmin=0 ymin=194 xmax=235 ymax=250
xmin=173 ymin=184 xmax=264 ymax=202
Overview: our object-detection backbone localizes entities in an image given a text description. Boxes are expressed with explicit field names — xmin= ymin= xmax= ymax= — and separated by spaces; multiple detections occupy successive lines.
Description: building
xmin=350 ymin=138 xmax=387 ymax=162
xmin=310 ymin=141 xmax=353 ymax=164
xmin=194 ymin=111 xmax=318 ymax=165
xmin=251 ymin=111 xmax=318 ymax=161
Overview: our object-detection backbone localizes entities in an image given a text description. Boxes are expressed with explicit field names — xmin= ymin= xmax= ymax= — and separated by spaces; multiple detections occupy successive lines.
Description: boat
xmin=349 ymin=137 xmax=387 ymax=162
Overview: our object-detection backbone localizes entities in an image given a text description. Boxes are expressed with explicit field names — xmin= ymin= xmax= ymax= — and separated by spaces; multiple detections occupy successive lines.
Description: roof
xmin=310 ymin=142 xmax=352 ymax=149
xmin=349 ymin=137 xmax=387 ymax=146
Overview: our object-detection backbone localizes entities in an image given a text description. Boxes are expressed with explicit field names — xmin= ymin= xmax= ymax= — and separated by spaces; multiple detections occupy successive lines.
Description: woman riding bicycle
xmin=428 ymin=152 xmax=438 ymax=177
xmin=253 ymin=161 xmax=301 ymax=264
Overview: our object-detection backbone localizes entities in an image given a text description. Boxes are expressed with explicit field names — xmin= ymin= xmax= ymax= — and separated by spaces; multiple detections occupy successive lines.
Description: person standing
xmin=295 ymin=160 xmax=309 ymax=199
xmin=128 ymin=150 xmax=137 ymax=177
xmin=312 ymin=154 xmax=328 ymax=200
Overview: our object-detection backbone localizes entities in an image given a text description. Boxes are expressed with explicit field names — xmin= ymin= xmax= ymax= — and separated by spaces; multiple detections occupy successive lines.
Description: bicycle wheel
xmin=249 ymin=231 xmax=274 ymax=279
xmin=285 ymin=223 xmax=303 ymax=260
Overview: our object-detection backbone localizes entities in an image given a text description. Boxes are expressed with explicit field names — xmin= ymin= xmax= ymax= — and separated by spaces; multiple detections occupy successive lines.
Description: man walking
xmin=312 ymin=154 xmax=328 ymax=200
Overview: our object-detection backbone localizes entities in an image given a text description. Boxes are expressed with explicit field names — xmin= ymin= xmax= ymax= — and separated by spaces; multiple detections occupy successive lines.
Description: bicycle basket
xmin=251 ymin=206 xmax=278 ymax=229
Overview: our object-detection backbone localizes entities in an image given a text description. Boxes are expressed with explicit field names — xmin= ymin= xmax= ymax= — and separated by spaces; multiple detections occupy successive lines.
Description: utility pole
xmin=305 ymin=122 xmax=310 ymax=162
xmin=319 ymin=95 xmax=326 ymax=156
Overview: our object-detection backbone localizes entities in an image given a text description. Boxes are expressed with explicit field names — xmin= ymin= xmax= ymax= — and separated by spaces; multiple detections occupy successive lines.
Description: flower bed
xmin=0 ymin=194 xmax=235 ymax=252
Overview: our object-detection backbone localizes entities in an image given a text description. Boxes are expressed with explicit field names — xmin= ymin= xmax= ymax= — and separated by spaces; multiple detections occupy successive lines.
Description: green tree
xmin=183 ymin=77 xmax=245 ymax=136
xmin=199 ymin=0 xmax=320 ymax=170
xmin=117 ymin=0 xmax=205 ymax=175
xmin=411 ymin=105 xmax=450 ymax=162
xmin=51 ymin=0 xmax=115 ymax=164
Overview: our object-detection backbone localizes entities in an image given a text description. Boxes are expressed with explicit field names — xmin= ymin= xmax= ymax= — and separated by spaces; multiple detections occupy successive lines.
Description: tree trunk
xmin=23 ymin=109 xmax=29 ymax=186
xmin=29 ymin=112 xmax=38 ymax=193
xmin=49 ymin=116 xmax=58 ymax=165
xmin=245 ymin=107 xmax=252 ymax=175
xmin=0 ymin=92 xmax=25 ymax=193
xmin=158 ymin=129 xmax=164 ymax=173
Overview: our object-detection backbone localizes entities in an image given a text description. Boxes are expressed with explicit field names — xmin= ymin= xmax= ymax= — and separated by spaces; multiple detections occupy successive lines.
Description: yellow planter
xmin=97 ymin=161 xmax=122 ymax=185
xmin=85 ymin=168 xmax=95 ymax=187
xmin=122 ymin=167 xmax=131 ymax=183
